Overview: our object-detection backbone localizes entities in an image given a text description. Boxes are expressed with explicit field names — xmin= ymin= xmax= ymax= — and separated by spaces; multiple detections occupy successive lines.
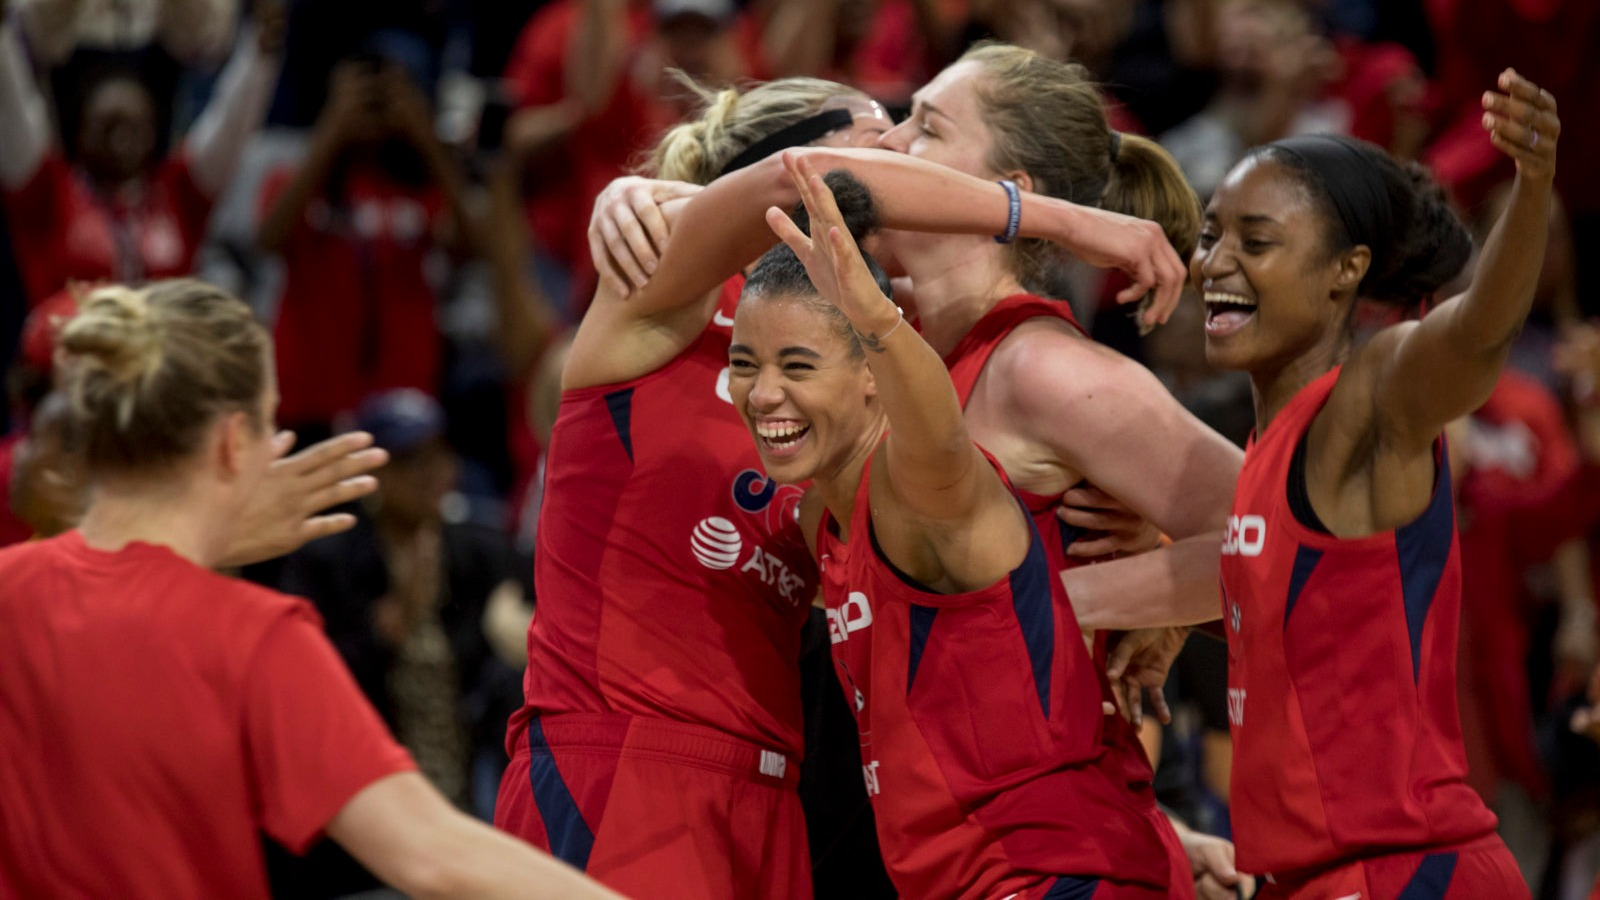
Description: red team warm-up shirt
xmin=514 ymin=279 xmax=819 ymax=758
xmin=1221 ymin=368 xmax=1498 ymax=876
xmin=0 ymin=532 xmax=416 ymax=899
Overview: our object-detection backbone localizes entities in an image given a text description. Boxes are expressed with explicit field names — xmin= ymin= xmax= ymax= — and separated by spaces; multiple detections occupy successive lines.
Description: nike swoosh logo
xmin=1333 ymin=893 xmax=1362 ymax=900
xmin=713 ymin=310 xmax=735 ymax=327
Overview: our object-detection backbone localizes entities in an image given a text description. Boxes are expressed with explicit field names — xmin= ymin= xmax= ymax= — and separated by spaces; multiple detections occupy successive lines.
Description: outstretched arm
xmin=1371 ymin=69 xmax=1560 ymax=451
xmin=185 ymin=4 xmax=286 ymax=198
xmin=0 ymin=18 xmax=54 ymax=190
xmin=767 ymin=160 xmax=1027 ymax=555
xmin=621 ymin=147 xmax=1188 ymax=326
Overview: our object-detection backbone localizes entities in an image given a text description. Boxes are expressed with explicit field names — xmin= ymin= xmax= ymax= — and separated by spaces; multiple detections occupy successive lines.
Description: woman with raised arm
xmin=735 ymin=161 xmax=1189 ymax=898
xmin=1195 ymin=70 xmax=1557 ymax=897
xmin=491 ymin=76 xmax=897 ymax=900
xmin=600 ymin=43 xmax=1243 ymax=669
xmin=0 ymin=280 xmax=622 ymax=900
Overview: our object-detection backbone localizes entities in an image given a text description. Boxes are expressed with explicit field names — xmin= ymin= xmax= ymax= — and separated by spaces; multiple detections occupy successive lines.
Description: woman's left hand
xmin=1482 ymin=68 xmax=1559 ymax=182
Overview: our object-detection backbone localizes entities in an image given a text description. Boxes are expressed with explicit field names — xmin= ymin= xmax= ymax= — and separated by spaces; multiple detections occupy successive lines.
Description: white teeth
xmin=1204 ymin=291 xmax=1256 ymax=307
xmin=756 ymin=422 xmax=808 ymax=441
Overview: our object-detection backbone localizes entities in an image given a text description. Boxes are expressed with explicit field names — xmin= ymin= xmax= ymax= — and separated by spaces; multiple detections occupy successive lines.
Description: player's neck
xmin=816 ymin=421 xmax=889 ymax=543
xmin=899 ymin=238 xmax=1024 ymax=357
xmin=77 ymin=478 xmax=226 ymax=568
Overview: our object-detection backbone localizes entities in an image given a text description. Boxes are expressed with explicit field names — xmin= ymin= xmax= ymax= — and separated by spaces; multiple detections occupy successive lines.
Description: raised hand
xmin=218 ymin=430 xmax=388 ymax=568
xmin=763 ymin=152 xmax=899 ymax=340
xmin=1482 ymin=68 xmax=1558 ymax=182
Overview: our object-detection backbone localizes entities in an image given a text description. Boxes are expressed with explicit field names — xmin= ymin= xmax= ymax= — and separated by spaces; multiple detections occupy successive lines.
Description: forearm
xmin=566 ymin=0 xmax=627 ymax=114
xmin=761 ymin=0 xmax=837 ymax=75
xmin=0 ymin=21 xmax=53 ymax=189
xmin=187 ymin=23 xmax=282 ymax=197
xmin=1451 ymin=171 xmax=1551 ymax=352
xmin=156 ymin=0 xmax=237 ymax=65
xmin=485 ymin=161 xmax=558 ymax=377
xmin=14 ymin=0 xmax=84 ymax=66
xmin=639 ymin=147 xmax=1088 ymax=315
xmin=256 ymin=136 xmax=341 ymax=253
xmin=1065 ymin=533 xmax=1224 ymax=630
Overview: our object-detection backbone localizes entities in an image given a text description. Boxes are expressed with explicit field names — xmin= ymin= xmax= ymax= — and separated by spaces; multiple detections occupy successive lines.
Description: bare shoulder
xmin=984 ymin=318 xmax=1171 ymax=423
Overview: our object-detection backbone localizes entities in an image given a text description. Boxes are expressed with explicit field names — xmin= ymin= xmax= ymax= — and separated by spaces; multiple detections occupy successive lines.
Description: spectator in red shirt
xmin=501 ymin=0 xmax=763 ymax=309
xmin=0 ymin=278 xmax=623 ymax=900
xmin=0 ymin=4 xmax=284 ymax=307
xmin=257 ymin=49 xmax=471 ymax=438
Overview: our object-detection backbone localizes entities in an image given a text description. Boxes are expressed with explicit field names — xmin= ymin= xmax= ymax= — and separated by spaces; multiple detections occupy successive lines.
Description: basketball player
xmin=1195 ymin=70 xmax=1557 ymax=897
xmin=733 ymin=159 xmax=1187 ymax=898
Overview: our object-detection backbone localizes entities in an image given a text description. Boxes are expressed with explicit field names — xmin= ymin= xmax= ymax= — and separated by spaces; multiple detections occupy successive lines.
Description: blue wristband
xmin=994 ymin=179 xmax=1021 ymax=244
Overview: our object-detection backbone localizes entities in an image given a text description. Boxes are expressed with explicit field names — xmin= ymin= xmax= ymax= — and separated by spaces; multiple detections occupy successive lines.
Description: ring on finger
xmin=1531 ymin=127 xmax=1540 ymax=148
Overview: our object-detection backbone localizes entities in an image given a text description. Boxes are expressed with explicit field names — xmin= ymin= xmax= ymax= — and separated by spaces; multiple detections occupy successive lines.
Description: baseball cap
xmin=354 ymin=388 xmax=445 ymax=456
xmin=653 ymin=0 xmax=734 ymax=23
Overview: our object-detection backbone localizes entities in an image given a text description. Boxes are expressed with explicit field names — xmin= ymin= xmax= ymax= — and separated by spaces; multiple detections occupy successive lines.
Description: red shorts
xmin=1257 ymin=834 xmax=1528 ymax=900
xmin=1015 ymin=803 xmax=1196 ymax=900
xmin=494 ymin=713 xmax=810 ymax=900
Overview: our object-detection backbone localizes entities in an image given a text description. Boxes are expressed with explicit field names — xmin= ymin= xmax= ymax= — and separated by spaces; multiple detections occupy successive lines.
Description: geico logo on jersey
xmin=690 ymin=517 xmax=743 ymax=569
xmin=827 ymin=591 xmax=874 ymax=644
xmin=1221 ymin=514 xmax=1266 ymax=557
xmin=1228 ymin=688 xmax=1246 ymax=727
xmin=862 ymin=759 xmax=882 ymax=797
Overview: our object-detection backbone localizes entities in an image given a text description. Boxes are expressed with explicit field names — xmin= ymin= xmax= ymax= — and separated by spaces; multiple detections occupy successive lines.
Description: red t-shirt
xmin=1221 ymin=368 xmax=1497 ymax=875
xmin=0 ymin=531 xmax=415 ymax=899
xmin=259 ymin=164 xmax=445 ymax=427
xmin=2 ymin=153 xmax=212 ymax=308
xmin=0 ymin=434 xmax=35 ymax=548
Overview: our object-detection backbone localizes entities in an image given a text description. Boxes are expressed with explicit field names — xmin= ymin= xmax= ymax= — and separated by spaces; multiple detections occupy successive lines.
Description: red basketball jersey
xmin=816 ymin=451 xmax=1173 ymax=898
xmin=942 ymin=292 xmax=1152 ymax=785
xmin=1221 ymin=367 xmax=1498 ymax=875
xmin=514 ymin=279 xmax=818 ymax=758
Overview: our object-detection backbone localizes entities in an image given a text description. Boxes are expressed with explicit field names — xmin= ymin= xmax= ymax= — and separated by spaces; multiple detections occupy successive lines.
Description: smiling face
xmin=1191 ymin=155 xmax=1361 ymax=375
xmin=728 ymin=295 xmax=879 ymax=486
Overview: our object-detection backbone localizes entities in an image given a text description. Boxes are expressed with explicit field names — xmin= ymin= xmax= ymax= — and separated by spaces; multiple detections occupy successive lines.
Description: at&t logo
xmin=690 ymin=517 xmax=742 ymax=570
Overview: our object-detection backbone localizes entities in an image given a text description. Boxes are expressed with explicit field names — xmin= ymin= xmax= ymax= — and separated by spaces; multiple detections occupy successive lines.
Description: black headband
xmin=1266 ymin=134 xmax=1396 ymax=266
xmin=717 ymin=108 xmax=856 ymax=177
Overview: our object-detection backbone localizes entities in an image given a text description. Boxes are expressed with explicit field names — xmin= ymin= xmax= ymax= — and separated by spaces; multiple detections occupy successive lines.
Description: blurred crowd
xmin=0 ymin=0 xmax=1597 ymax=896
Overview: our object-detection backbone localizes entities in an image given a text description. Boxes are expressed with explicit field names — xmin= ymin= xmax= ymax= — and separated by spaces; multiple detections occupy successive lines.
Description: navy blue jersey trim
xmin=1009 ymin=526 xmax=1055 ymax=719
xmin=604 ymin=388 xmax=635 ymax=462
xmin=1396 ymin=851 xmax=1458 ymax=899
xmin=525 ymin=718 xmax=596 ymax=871
xmin=1394 ymin=446 xmax=1454 ymax=682
xmin=1282 ymin=544 xmax=1324 ymax=630
xmin=907 ymin=604 xmax=939 ymax=693
xmin=1042 ymin=874 xmax=1100 ymax=900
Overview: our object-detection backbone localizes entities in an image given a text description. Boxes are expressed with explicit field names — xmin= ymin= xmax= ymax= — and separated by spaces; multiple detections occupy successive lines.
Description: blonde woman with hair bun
xmin=0 ymin=279 xmax=624 ymax=900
